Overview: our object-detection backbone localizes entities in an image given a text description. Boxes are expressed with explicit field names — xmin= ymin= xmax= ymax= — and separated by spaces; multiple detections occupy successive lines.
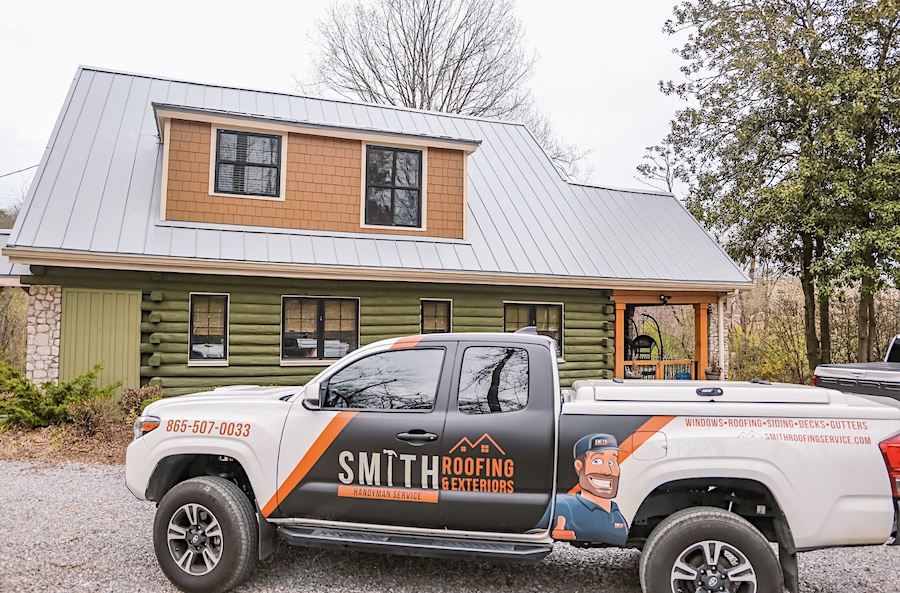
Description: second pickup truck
xmin=126 ymin=332 xmax=900 ymax=593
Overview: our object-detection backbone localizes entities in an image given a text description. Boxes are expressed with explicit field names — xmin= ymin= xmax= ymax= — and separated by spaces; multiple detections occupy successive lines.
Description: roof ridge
xmin=78 ymin=65 xmax=531 ymax=128
xmin=568 ymin=180 xmax=676 ymax=197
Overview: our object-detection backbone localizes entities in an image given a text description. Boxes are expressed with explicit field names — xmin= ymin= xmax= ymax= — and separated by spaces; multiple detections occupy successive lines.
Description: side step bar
xmin=277 ymin=525 xmax=553 ymax=563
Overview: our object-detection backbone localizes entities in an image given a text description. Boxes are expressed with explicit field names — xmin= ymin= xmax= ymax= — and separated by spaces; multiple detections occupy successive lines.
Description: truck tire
xmin=639 ymin=506 xmax=781 ymax=593
xmin=153 ymin=476 xmax=258 ymax=593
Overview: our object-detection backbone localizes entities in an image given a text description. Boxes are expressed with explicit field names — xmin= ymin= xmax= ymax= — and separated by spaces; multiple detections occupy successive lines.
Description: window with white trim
xmin=215 ymin=129 xmax=281 ymax=197
xmin=421 ymin=300 xmax=451 ymax=334
xmin=503 ymin=303 xmax=563 ymax=357
xmin=190 ymin=294 xmax=228 ymax=362
xmin=282 ymin=297 xmax=359 ymax=361
xmin=365 ymin=145 xmax=423 ymax=227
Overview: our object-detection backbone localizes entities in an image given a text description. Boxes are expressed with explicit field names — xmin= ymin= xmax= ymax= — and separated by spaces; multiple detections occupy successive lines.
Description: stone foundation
xmin=26 ymin=285 xmax=61 ymax=384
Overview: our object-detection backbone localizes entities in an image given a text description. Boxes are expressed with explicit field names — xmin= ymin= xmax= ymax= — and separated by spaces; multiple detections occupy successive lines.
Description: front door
xmin=439 ymin=342 xmax=556 ymax=534
xmin=276 ymin=344 xmax=454 ymax=529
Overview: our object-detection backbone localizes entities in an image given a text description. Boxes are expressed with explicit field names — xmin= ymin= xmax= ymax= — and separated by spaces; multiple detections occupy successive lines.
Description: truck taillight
xmin=812 ymin=375 xmax=818 ymax=387
xmin=879 ymin=434 xmax=900 ymax=497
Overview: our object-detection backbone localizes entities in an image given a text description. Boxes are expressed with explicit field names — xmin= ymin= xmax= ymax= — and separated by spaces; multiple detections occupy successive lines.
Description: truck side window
xmin=323 ymin=348 xmax=445 ymax=410
xmin=458 ymin=346 xmax=528 ymax=414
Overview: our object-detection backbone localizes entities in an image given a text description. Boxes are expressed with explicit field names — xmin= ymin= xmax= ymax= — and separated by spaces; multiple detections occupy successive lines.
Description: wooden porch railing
xmin=624 ymin=359 xmax=696 ymax=380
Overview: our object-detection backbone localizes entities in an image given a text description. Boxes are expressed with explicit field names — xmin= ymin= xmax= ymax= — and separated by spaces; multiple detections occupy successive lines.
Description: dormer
xmin=154 ymin=105 xmax=479 ymax=240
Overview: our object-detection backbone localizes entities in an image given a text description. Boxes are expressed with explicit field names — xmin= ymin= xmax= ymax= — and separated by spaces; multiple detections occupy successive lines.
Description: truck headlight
xmin=133 ymin=415 xmax=160 ymax=440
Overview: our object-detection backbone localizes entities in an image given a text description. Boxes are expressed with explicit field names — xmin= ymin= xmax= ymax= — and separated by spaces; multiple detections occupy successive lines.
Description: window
xmin=282 ymin=297 xmax=359 ymax=361
xmin=324 ymin=349 xmax=445 ymax=410
xmin=365 ymin=145 xmax=423 ymax=228
xmin=215 ymin=130 xmax=281 ymax=197
xmin=190 ymin=294 xmax=228 ymax=362
xmin=458 ymin=347 xmax=529 ymax=414
xmin=504 ymin=303 xmax=563 ymax=357
xmin=421 ymin=300 xmax=451 ymax=334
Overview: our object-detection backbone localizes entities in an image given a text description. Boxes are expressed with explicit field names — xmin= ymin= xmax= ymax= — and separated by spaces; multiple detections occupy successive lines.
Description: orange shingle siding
xmin=165 ymin=119 xmax=465 ymax=239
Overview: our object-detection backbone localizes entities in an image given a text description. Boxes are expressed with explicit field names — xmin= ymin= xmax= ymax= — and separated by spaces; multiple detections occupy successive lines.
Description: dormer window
xmin=215 ymin=129 xmax=282 ymax=198
xmin=364 ymin=145 xmax=423 ymax=228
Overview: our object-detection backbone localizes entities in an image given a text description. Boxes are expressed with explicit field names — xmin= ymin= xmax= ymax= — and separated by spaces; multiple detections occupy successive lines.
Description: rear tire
xmin=639 ymin=506 xmax=782 ymax=593
xmin=153 ymin=476 xmax=258 ymax=593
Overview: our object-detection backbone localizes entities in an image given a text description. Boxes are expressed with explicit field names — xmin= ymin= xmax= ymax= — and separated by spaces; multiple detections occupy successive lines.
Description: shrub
xmin=0 ymin=363 xmax=120 ymax=428
xmin=67 ymin=396 xmax=121 ymax=436
xmin=120 ymin=384 xmax=163 ymax=416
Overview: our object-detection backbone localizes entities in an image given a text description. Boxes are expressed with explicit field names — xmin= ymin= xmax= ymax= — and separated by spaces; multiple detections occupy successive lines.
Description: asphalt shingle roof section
xmin=7 ymin=67 xmax=750 ymax=288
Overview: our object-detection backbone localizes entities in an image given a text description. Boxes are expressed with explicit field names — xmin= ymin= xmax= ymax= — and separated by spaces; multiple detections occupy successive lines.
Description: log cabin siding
xmin=26 ymin=267 xmax=613 ymax=396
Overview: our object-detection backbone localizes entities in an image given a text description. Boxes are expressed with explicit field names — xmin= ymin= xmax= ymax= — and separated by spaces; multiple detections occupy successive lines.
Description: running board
xmin=277 ymin=525 xmax=552 ymax=563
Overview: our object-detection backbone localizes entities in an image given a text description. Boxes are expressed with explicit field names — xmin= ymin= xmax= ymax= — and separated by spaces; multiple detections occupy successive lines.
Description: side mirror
xmin=301 ymin=380 xmax=326 ymax=410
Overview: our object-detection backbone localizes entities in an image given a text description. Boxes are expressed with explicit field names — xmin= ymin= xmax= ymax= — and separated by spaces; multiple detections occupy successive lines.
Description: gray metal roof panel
xmin=0 ymin=232 xmax=28 ymax=277
xmin=9 ymin=67 xmax=750 ymax=287
xmin=266 ymin=234 xmax=292 ymax=264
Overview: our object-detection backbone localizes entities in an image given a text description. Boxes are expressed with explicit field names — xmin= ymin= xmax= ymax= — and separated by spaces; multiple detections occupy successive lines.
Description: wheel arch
xmin=146 ymin=454 xmax=257 ymax=504
xmin=147 ymin=453 xmax=279 ymax=562
xmin=628 ymin=476 xmax=800 ymax=592
xmin=627 ymin=476 xmax=789 ymax=548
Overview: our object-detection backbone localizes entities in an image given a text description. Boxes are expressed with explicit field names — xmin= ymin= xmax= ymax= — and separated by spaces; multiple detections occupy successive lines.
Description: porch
xmin=611 ymin=290 xmax=721 ymax=380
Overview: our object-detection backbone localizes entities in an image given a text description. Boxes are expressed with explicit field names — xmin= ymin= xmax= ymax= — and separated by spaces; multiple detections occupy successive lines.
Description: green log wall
xmin=27 ymin=267 xmax=614 ymax=396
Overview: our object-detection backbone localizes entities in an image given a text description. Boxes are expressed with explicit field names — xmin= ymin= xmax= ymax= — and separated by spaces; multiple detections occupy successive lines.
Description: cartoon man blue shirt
xmin=539 ymin=433 xmax=629 ymax=546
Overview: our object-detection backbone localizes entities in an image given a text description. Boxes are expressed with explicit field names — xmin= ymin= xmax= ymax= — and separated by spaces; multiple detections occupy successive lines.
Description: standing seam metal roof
xmin=7 ymin=67 xmax=749 ymax=286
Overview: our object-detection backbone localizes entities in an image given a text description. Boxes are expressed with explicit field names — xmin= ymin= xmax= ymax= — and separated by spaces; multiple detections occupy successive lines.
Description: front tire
xmin=153 ymin=476 xmax=258 ymax=593
xmin=639 ymin=506 xmax=782 ymax=593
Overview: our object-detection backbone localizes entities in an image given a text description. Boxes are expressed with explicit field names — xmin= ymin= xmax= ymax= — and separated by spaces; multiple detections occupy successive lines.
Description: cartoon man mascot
xmin=544 ymin=433 xmax=628 ymax=546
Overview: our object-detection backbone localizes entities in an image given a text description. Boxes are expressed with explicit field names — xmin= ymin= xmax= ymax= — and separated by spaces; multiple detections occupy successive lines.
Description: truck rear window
xmin=457 ymin=346 xmax=529 ymax=414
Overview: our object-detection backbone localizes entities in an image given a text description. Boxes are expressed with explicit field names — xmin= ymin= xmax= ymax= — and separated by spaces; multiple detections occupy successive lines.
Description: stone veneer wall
xmin=708 ymin=302 xmax=731 ymax=378
xmin=26 ymin=285 xmax=61 ymax=384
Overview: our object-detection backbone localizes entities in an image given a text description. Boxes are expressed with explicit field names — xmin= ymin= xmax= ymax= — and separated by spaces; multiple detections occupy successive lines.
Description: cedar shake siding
xmin=164 ymin=119 xmax=466 ymax=239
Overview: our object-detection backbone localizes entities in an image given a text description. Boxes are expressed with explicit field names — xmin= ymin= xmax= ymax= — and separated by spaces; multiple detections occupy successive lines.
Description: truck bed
xmin=815 ymin=362 xmax=900 ymax=399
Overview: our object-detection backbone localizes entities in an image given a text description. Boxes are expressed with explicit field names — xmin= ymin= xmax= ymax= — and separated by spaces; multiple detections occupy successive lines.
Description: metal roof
xmin=0 ymin=231 xmax=28 ymax=281
xmin=7 ymin=67 xmax=750 ymax=288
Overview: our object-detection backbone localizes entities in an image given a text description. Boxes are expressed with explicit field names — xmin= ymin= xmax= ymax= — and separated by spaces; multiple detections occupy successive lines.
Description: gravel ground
xmin=1 ymin=460 xmax=899 ymax=593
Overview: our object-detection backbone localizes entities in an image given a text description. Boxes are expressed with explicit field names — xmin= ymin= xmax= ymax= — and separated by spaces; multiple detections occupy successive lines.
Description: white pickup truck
xmin=126 ymin=332 xmax=900 ymax=593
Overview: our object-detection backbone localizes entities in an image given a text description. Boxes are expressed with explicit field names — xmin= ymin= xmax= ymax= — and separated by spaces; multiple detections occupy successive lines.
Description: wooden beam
xmin=611 ymin=290 xmax=720 ymax=305
xmin=695 ymin=304 xmax=709 ymax=379
xmin=614 ymin=302 xmax=627 ymax=378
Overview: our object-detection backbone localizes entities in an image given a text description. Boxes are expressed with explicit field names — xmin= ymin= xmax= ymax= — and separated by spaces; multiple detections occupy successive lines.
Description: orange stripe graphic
xmin=391 ymin=335 xmax=423 ymax=350
xmin=337 ymin=485 xmax=439 ymax=503
xmin=567 ymin=415 xmax=676 ymax=495
xmin=262 ymin=411 xmax=357 ymax=517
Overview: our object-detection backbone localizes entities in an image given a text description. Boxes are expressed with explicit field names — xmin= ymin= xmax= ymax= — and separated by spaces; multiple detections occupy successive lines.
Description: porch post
xmin=614 ymin=302 xmax=627 ymax=378
xmin=694 ymin=304 xmax=709 ymax=379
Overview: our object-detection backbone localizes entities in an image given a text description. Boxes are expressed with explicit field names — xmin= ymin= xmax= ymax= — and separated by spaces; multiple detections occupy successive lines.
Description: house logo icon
xmin=442 ymin=433 xmax=515 ymax=494
xmin=448 ymin=433 xmax=506 ymax=456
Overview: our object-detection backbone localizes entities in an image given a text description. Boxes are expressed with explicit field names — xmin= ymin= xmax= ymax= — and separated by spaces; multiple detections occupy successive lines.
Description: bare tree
xmin=305 ymin=0 xmax=592 ymax=181
xmin=635 ymin=141 xmax=689 ymax=195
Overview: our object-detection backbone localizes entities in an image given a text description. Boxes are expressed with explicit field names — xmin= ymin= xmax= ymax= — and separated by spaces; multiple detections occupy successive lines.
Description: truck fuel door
xmin=631 ymin=431 xmax=668 ymax=461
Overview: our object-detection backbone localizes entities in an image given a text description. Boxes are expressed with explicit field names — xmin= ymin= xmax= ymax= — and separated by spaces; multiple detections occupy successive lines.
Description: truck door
xmin=275 ymin=343 xmax=455 ymax=529
xmin=439 ymin=341 xmax=556 ymax=533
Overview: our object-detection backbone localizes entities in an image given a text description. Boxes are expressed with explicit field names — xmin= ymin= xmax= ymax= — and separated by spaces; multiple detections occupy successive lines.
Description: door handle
xmin=396 ymin=430 xmax=438 ymax=445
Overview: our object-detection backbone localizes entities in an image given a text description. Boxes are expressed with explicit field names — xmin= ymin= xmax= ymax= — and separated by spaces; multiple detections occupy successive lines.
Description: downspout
xmin=718 ymin=290 xmax=741 ymax=379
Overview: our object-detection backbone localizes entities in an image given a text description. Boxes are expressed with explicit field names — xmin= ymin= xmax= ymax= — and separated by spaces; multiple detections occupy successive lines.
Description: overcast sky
xmin=0 ymin=0 xmax=686 ymax=210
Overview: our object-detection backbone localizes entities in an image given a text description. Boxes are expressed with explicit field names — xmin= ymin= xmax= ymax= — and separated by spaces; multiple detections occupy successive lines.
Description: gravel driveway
xmin=1 ymin=460 xmax=898 ymax=593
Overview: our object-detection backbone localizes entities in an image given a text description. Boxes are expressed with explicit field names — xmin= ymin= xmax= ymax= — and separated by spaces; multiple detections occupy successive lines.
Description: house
xmin=4 ymin=67 xmax=750 ymax=396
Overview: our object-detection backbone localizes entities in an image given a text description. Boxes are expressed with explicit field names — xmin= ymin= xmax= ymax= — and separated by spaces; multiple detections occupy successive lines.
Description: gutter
xmin=3 ymin=246 xmax=754 ymax=293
